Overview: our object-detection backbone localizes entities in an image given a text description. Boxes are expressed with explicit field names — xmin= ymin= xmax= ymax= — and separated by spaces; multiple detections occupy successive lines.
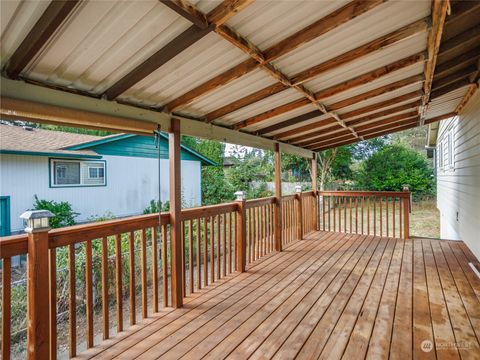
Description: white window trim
xmin=50 ymin=159 xmax=106 ymax=187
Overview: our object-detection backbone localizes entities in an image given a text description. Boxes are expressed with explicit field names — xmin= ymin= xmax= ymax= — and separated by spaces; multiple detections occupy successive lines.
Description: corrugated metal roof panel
xmin=273 ymin=0 xmax=430 ymax=75
xmin=0 ymin=0 xmax=51 ymax=67
xmin=424 ymin=86 xmax=470 ymax=119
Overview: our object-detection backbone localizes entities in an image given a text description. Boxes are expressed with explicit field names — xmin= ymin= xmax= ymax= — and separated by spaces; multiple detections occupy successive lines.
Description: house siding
xmin=436 ymin=90 xmax=480 ymax=259
xmin=0 ymin=154 xmax=201 ymax=233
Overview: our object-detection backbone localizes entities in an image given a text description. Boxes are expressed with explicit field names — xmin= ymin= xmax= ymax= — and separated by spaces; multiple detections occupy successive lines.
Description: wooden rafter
xmin=262 ymin=91 xmax=423 ymax=137
xmin=235 ymin=73 xmax=425 ymax=130
xmin=302 ymin=109 xmax=418 ymax=147
xmin=430 ymin=78 xmax=471 ymax=99
xmin=437 ymin=24 xmax=480 ymax=61
xmin=431 ymin=65 xmax=478 ymax=91
xmin=420 ymin=0 xmax=449 ymax=121
xmin=312 ymin=111 xmax=455 ymax=151
xmin=164 ymin=0 xmax=386 ymax=112
xmin=205 ymin=18 xmax=428 ymax=122
xmin=434 ymin=47 xmax=480 ymax=79
xmin=103 ymin=0 xmax=254 ymax=100
xmin=288 ymin=102 xmax=422 ymax=144
xmin=5 ymin=0 xmax=79 ymax=79
xmin=455 ymin=83 xmax=479 ymax=114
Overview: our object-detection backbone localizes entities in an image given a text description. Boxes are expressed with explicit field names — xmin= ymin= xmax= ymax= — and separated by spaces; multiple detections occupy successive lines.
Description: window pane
xmin=54 ymin=162 xmax=80 ymax=185
xmin=89 ymin=167 xmax=98 ymax=178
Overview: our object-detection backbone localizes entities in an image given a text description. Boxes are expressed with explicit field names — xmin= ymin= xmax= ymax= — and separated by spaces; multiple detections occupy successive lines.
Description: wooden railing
xmin=317 ymin=191 xmax=411 ymax=239
xmin=0 ymin=190 xmax=410 ymax=359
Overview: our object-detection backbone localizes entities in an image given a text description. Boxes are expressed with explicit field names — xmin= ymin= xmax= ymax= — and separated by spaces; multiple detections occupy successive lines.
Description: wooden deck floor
xmin=78 ymin=231 xmax=480 ymax=360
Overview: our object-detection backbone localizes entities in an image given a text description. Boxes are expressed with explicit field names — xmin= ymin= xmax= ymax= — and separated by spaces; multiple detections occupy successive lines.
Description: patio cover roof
xmin=1 ymin=0 xmax=478 ymax=158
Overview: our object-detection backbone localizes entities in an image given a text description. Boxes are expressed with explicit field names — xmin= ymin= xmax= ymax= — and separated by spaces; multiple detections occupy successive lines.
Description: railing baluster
xmin=129 ymin=231 xmax=136 ymax=326
xmin=189 ymin=220 xmax=194 ymax=294
xmin=216 ymin=215 xmax=221 ymax=280
xmin=151 ymin=228 xmax=158 ymax=313
xmin=85 ymin=240 xmax=94 ymax=348
xmin=344 ymin=196 xmax=347 ymax=233
xmin=161 ymin=225 xmax=168 ymax=307
xmin=228 ymin=213 xmax=232 ymax=274
xmin=101 ymin=237 xmax=109 ymax=339
xmin=203 ymin=217 xmax=208 ymax=287
xmin=141 ymin=229 xmax=148 ymax=318
xmin=379 ymin=197 xmax=383 ymax=237
xmin=196 ymin=218 xmax=201 ymax=290
xmin=393 ymin=198 xmax=396 ymax=238
xmin=222 ymin=213 xmax=227 ymax=277
xmin=68 ymin=243 xmax=77 ymax=357
xmin=355 ymin=197 xmax=358 ymax=234
xmin=386 ymin=197 xmax=389 ymax=238
xmin=373 ymin=197 xmax=376 ymax=237
xmin=210 ymin=216 xmax=214 ymax=284
xmin=115 ymin=234 xmax=123 ymax=331
xmin=2 ymin=257 xmax=11 ymax=360
xmin=349 ymin=197 xmax=352 ymax=233
xmin=49 ymin=248 xmax=57 ymax=360
xmin=400 ymin=198 xmax=403 ymax=239
xmin=181 ymin=223 xmax=185 ymax=297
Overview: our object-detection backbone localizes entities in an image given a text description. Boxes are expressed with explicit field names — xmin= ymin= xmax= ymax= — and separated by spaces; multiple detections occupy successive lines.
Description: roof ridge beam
xmin=4 ymin=0 xmax=80 ymax=79
xmin=165 ymin=0 xmax=386 ymax=111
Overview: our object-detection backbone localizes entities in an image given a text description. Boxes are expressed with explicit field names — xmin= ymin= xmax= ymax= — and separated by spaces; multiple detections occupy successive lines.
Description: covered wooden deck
xmin=77 ymin=231 xmax=480 ymax=360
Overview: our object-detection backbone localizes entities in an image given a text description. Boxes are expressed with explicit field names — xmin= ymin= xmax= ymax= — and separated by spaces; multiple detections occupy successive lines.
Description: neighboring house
xmin=0 ymin=124 xmax=215 ymax=234
xmin=427 ymin=90 xmax=480 ymax=259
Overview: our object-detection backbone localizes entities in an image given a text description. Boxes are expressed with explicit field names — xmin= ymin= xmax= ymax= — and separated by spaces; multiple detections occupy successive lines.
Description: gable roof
xmin=0 ymin=124 xmax=216 ymax=165
xmin=67 ymin=133 xmax=217 ymax=165
xmin=0 ymin=124 xmax=101 ymax=158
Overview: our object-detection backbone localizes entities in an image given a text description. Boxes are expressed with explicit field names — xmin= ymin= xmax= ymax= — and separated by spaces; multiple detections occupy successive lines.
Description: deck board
xmin=75 ymin=232 xmax=480 ymax=360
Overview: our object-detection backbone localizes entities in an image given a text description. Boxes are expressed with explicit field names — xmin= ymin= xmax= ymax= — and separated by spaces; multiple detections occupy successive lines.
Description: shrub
xmin=143 ymin=200 xmax=170 ymax=214
xmin=356 ymin=144 xmax=434 ymax=197
xmin=32 ymin=195 xmax=79 ymax=228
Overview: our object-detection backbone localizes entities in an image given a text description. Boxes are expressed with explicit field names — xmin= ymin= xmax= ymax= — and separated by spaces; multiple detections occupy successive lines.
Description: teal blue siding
xmin=66 ymin=134 xmax=215 ymax=165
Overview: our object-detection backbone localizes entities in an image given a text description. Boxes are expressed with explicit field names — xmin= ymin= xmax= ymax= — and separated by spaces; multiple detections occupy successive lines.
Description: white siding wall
xmin=436 ymin=91 xmax=480 ymax=259
xmin=0 ymin=154 xmax=202 ymax=233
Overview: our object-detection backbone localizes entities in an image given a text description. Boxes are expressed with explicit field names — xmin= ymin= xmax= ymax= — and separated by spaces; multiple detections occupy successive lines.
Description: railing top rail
xmin=282 ymin=194 xmax=297 ymax=201
xmin=245 ymin=196 xmax=275 ymax=208
xmin=0 ymin=212 xmax=171 ymax=258
xmin=300 ymin=190 xmax=315 ymax=197
xmin=181 ymin=202 xmax=238 ymax=220
xmin=318 ymin=190 xmax=410 ymax=198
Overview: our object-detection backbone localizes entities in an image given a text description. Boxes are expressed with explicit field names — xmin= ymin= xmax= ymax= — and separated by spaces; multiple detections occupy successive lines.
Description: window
xmin=50 ymin=159 xmax=106 ymax=187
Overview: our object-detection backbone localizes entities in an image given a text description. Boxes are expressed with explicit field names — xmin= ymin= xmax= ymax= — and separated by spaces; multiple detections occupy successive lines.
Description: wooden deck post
xmin=169 ymin=118 xmax=183 ymax=308
xmin=311 ymin=153 xmax=319 ymax=230
xmin=235 ymin=191 xmax=247 ymax=272
xmin=403 ymin=186 xmax=410 ymax=239
xmin=295 ymin=186 xmax=303 ymax=240
xmin=20 ymin=210 xmax=54 ymax=359
xmin=274 ymin=143 xmax=282 ymax=251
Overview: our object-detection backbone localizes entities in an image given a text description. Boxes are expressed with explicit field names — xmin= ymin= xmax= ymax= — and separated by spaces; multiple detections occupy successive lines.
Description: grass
xmin=410 ymin=198 xmax=440 ymax=238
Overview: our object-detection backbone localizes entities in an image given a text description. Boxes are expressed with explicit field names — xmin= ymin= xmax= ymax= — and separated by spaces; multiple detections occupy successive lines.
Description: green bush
xmin=143 ymin=200 xmax=170 ymax=214
xmin=356 ymin=144 xmax=434 ymax=197
xmin=32 ymin=195 xmax=79 ymax=228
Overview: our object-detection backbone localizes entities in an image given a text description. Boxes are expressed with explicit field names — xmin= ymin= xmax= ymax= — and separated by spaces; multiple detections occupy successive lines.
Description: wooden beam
xmin=424 ymin=112 xmax=457 ymax=124
xmin=430 ymin=78 xmax=471 ymax=99
xmin=422 ymin=0 xmax=449 ymax=108
xmin=313 ymin=52 xmax=426 ymax=101
xmin=289 ymin=107 xmax=421 ymax=147
xmin=258 ymin=111 xmax=331 ymax=136
xmin=205 ymin=18 xmax=428 ymax=123
xmin=1 ymin=77 xmax=313 ymax=158
xmin=169 ymin=118 xmax=183 ymax=308
xmin=165 ymin=0 xmax=385 ymax=111
xmin=434 ymin=47 xmax=480 ymax=79
xmin=205 ymin=83 xmax=289 ymax=122
xmin=104 ymin=24 xmax=214 ymax=100
xmin=268 ymin=91 xmax=423 ymax=139
xmin=305 ymin=113 xmax=419 ymax=148
xmin=160 ymin=0 xmax=209 ymax=28
xmin=5 ymin=0 xmax=79 ymax=79
xmin=446 ymin=0 xmax=480 ymax=25
xmin=437 ymin=24 xmax=480 ymax=59
xmin=291 ymin=18 xmax=429 ymax=86
xmin=264 ymin=0 xmax=386 ymax=62
xmin=235 ymin=55 xmax=425 ymax=130
xmin=207 ymin=0 xmax=254 ymax=25
xmin=329 ymin=74 xmax=424 ymax=111
xmin=274 ymin=143 xmax=282 ymax=252
xmin=455 ymin=83 xmax=478 ymax=114
xmin=431 ymin=65 xmax=478 ymax=91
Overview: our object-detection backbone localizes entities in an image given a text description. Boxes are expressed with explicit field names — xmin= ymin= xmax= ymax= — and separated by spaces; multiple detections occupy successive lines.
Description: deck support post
xmin=403 ymin=186 xmax=411 ymax=239
xmin=274 ymin=143 xmax=282 ymax=251
xmin=295 ymin=186 xmax=303 ymax=240
xmin=20 ymin=210 xmax=54 ymax=359
xmin=235 ymin=191 xmax=247 ymax=272
xmin=311 ymin=153 xmax=318 ymax=230
xmin=169 ymin=117 xmax=183 ymax=308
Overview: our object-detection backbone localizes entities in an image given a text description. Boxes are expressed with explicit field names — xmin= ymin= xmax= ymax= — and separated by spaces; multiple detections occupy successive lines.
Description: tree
xmin=356 ymin=144 xmax=434 ymax=196
xmin=181 ymin=136 xmax=234 ymax=205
